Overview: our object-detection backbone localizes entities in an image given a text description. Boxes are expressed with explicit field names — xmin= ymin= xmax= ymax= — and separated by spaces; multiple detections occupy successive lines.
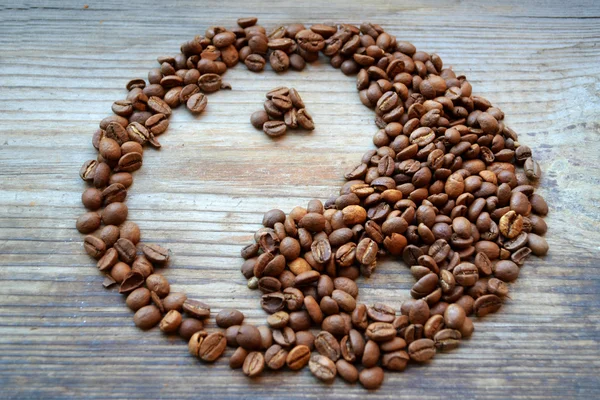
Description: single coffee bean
xmin=76 ymin=212 xmax=101 ymax=234
xmin=236 ymin=324 xmax=262 ymax=350
xmin=242 ymin=351 xmax=265 ymax=378
xmin=183 ymin=299 xmax=211 ymax=319
xmin=216 ymin=309 xmax=245 ymax=328
xmin=314 ymin=331 xmax=341 ymax=361
xmin=473 ymin=294 xmax=502 ymax=317
xmin=263 ymin=120 xmax=287 ymax=137
xmin=145 ymin=274 xmax=170 ymax=298
xmin=265 ymin=344 xmax=288 ymax=370
xmin=366 ymin=322 xmax=397 ymax=342
xmin=179 ymin=318 xmax=204 ymax=340
xmin=434 ymin=329 xmax=462 ymax=351
xmin=336 ymin=359 xmax=359 ymax=383
xmin=162 ymin=292 xmax=187 ymax=312
xmin=359 ymin=366 xmax=385 ymax=390
xmin=286 ymin=345 xmax=311 ymax=370
xmin=444 ymin=304 xmax=466 ymax=330
xmin=199 ymin=332 xmax=227 ymax=362
xmin=408 ymin=338 xmax=436 ymax=362
xmin=362 ymin=340 xmax=381 ymax=367
xmin=126 ymin=287 xmax=151 ymax=311
xmin=186 ymin=93 xmax=208 ymax=113
xmin=309 ymin=354 xmax=337 ymax=381
xmin=527 ymin=233 xmax=549 ymax=256
xmin=133 ymin=305 xmax=161 ymax=330
xmin=229 ymin=347 xmax=249 ymax=369
xmin=159 ymin=310 xmax=182 ymax=333
xmin=142 ymin=244 xmax=170 ymax=265
xmin=250 ymin=110 xmax=269 ymax=129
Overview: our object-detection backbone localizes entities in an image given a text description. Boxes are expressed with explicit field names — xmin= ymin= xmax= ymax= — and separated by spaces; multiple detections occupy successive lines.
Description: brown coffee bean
xmin=179 ymin=319 xmax=204 ymax=340
xmin=76 ymin=212 xmax=101 ymax=234
xmin=142 ymin=244 xmax=170 ymax=265
xmin=408 ymin=338 xmax=436 ymax=362
xmin=444 ymin=304 xmax=466 ymax=329
xmin=286 ymin=345 xmax=311 ymax=370
xmin=102 ymin=202 xmax=128 ymax=226
xmin=162 ymin=292 xmax=187 ymax=312
xmin=315 ymin=331 xmax=341 ymax=361
xmin=237 ymin=325 xmax=262 ymax=350
xmin=434 ymin=329 xmax=462 ymax=351
xmin=159 ymin=310 xmax=182 ymax=333
xmin=366 ymin=322 xmax=397 ymax=342
xmin=359 ymin=366 xmax=385 ymax=390
xmin=133 ymin=305 xmax=161 ymax=330
xmin=230 ymin=347 xmax=249 ymax=369
xmin=145 ymin=274 xmax=170 ymax=298
xmin=265 ymin=344 xmax=288 ymax=370
xmin=273 ymin=326 xmax=296 ymax=348
xmin=186 ymin=93 xmax=208 ymax=113
xmin=188 ymin=331 xmax=207 ymax=358
xmin=336 ymin=359 xmax=359 ymax=383
xmin=473 ymin=294 xmax=502 ymax=317
xmin=493 ymin=260 xmax=520 ymax=282
xmin=216 ymin=309 xmax=244 ymax=328
xmin=126 ymin=287 xmax=151 ymax=311
xmin=263 ymin=120 xmax=287 ymax=137
xmin=250 ymin=110 xmax=269 ymax=129
xmin=84 ymin=235 xmax=106 ymax=259
xmin=309 ymin=354 xmax=337 ymax=381
xmin=183 ymin=299 xmax=211 ymax=319
xmin=453 ymin=263 xmax=479 ymax=286
xmin=528 ymin=233 xmax=549 ymax=256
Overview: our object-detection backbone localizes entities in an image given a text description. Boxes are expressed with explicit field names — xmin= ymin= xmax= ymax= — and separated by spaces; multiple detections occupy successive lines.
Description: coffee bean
xmin=183 ymin=299 xmax=211 ymax=319
xmin=359 ymin=366 xmax=385 ymax=390
xmin=179 ymin=319 xmax=204 ymax=340
xmin=236 ymin=325 xmax=262 ymax=350
xmin=265 ymin=344 xmax=288 ymax=370
xmin=126 ymin=287 xmax=151 ymax=311
xmin=286 ymin=345 xmax=311 ymax=370
xmin=527 ymin=233 xmax=549 ymax=256
xmin=366 ymin=322 xmax=396 ymax=342
xmin=142 ymin=244 xmax=170 ymax=265
xmin=408 ymin=338 xmax=435 ymax=362
xmin=315 ymin=331 xmax=341 ymax=361
xmin=263 ymin=120 xmax=287 ymax=137
xmin=473 ymin=294 xmax=502 ymax=317
xmin=159 ymin=310 xmax=182 ymax=333
xmin=216 ymin=309 xmax=245 ymax=328
xmin=309 ymin=354 xmax=336 ymax=381
xmin=186 ymin=93 xmax=208 ymax=113
xmin=198 ymin=332 xmax=226 ymax=362
xmin=133 ymin=305 xmax=161 ymax=330
xmin=230 ymin=347 xmax=249 ymax=369
xmin=242 ymin=351 xmax=265 ymax=376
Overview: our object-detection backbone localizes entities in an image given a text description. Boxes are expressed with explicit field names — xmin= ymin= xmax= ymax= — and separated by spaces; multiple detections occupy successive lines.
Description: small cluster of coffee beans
xmin=250 ymin=87 xmax=315 ymax=137
xmin=76 ymin=16 xmax=549 ymax=390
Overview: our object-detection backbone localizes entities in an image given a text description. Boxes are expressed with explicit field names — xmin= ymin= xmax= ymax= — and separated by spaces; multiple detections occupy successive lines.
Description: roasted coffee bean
xmin=366 ymin=322 xmax=396 ymax=342
xmin=159 ymin=310 xmax=182 ymax=333
xmin=473 ymin=294 xmax=502 ymax=317
xmin=359 ymin=366 xmax=385 ymax=390
xmin=367 ymin=303 xmax=395 ymax=323
xmin=126 ymin=287 xmax=151 ymax=311
xmin=408 ymin=338 xmax=436 ymax=362
xmin=265 ymin=344 xmax=288 ymax=370
xmin=243 ymin=351 xmax=265 ymax=377
xmin=133 ymin=305 xmax=161 ymax=330
xmin=287 ymin=345 xmax=311 ymax=370
xmin=230 ymin=347 xmax=249 ymax=369
xmin=309 ymin=354 xmax=337 ymax=381
xmin=179 ymin=319 xmax=204 ymax=340
xmin=216 ymin=309 xmax=245 ymax=328
xmin=315 ymin=331 xmax=341 ymax=361
xmin=237 ymin=325 xmax=262 ymax=350
xmin=183 ymin=299 xmax=211 ymax=319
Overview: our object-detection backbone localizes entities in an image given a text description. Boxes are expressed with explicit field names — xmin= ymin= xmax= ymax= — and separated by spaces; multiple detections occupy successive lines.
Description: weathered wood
xmin=0 ymin=0 xmax=599 ymax=398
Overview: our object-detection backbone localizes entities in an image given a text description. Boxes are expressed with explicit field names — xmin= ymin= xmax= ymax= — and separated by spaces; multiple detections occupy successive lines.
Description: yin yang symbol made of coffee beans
xmin=77 ymin=18 xmax=549 ymax=390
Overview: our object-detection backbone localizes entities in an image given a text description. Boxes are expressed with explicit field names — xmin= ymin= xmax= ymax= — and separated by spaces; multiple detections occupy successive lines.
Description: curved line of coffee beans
xmin=76 ymin=17 xmax=550 ymax=389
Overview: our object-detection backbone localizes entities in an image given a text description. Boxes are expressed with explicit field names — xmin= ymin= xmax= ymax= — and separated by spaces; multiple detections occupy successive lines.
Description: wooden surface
xmin=1 ymin=0 xmax=599 ymax=398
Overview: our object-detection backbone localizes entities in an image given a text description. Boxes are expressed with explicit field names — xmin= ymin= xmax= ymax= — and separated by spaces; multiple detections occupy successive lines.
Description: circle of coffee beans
xmin=77 ymin=18 xmax=549 ymax=390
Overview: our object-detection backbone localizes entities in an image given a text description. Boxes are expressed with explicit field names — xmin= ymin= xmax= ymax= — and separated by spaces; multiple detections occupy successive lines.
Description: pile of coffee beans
xmin=76 ymin=16 xmax=549 ymax=390
xmin=250 ymin=87 xmax=315 ymax=137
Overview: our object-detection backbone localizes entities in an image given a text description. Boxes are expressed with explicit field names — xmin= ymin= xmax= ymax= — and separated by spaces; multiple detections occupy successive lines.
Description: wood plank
xmin=0 ymin=0 xmax=599 ymax=398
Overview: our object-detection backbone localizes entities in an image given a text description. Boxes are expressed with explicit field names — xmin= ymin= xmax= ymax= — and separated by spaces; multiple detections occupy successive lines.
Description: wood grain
xmin=1 ymin=0 xmax=600 ymax=398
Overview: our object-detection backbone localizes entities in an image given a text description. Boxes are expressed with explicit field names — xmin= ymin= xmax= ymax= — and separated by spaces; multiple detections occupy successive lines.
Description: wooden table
xmin=1 ymin=0 xmax=599 ymax=398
